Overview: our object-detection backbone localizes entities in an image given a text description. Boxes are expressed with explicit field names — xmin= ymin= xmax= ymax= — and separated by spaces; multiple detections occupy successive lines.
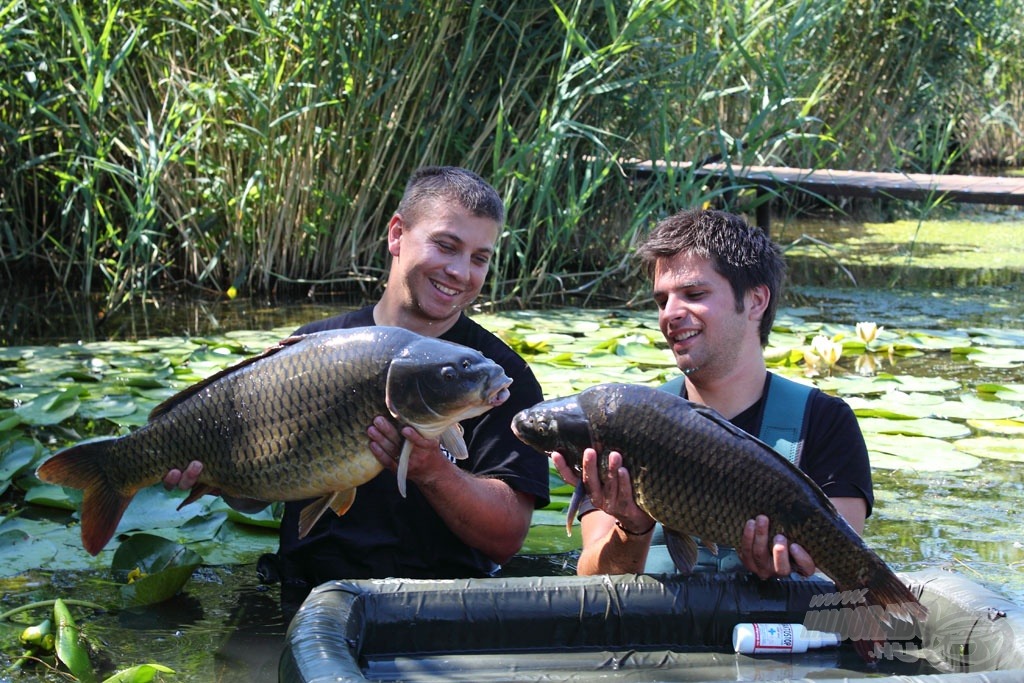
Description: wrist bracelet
xmin=615 ymin=519 xmax=656 ymax=536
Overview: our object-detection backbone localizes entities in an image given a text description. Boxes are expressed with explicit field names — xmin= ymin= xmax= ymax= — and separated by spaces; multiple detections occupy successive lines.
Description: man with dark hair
xmin=167 ymin=166 xmax=549 ymax=592
xmin=552 ymin=208 xmax=872 ymax=579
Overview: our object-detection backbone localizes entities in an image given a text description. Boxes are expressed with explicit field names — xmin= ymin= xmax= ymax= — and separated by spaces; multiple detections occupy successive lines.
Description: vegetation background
xmin=2 ymin=0 xmax=1022 ymax=315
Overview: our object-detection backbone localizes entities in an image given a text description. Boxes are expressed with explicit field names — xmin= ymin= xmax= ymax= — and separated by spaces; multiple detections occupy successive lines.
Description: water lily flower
xmin=811 ymin=334 xmax=843 ymax=367
xmin=856 ymin=321 xmax=883 ymax=345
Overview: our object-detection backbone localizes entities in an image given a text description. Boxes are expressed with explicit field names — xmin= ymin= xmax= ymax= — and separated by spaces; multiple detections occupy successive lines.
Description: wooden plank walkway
xmin=630 ymin=161 xmax=1024 ymax=232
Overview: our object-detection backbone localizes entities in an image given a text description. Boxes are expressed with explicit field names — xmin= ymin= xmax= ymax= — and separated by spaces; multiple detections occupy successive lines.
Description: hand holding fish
xmin=552 ymin=448 xmax=655 ymax=538
xmin=738 ymin=514 xmax=816 ymax=580
xmin=368 ymin=417 xmax=453 ymax=487
xmin=163 ymin=462 xmax=269 ymax=514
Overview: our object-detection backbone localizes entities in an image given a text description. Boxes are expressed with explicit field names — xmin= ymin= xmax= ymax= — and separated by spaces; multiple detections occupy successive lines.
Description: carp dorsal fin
xmin=297 ymin=488 xmax=357 ymax=538
xmin=150 ymin=335 xmax=309 ymax=421
xmin=664 ymin=529 xmax=699 ymax=575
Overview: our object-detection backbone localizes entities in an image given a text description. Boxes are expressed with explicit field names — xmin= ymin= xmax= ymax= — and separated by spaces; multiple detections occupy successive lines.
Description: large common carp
xmin=512 ymin=383 xmax=926 ymax=648
xmin=37 ymin=326 xmax=512 ymax=555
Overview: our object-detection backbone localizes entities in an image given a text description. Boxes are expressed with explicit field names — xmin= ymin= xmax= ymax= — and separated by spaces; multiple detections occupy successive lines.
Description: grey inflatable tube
xmin=279 ymin=570 xmax=1024 ymax=683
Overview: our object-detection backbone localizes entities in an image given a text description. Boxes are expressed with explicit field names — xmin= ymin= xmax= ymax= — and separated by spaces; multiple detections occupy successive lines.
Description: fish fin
xmin=329 ymin=488 xmax=357 ymax=517
xmin=396 ymin=440 xmax=412 ymax=498
xmin=830 ymin=565 xmax=929 ymax=662
xmin=297 ymin=489 xmax=357 ymax=539
xmin=702 ymin=539 xmax=719 ymax=556
xmin=440 ymin=424 xmax=468 ymax=460
xmin=664 ymin=529 xmax=699 ymax=575
xmin=149 ymin=335 xmax=307 ymax=421
xmin=36 ymin=440 xmax=136 ymax=556
xmin=565 ymin=481 xmax=586 ymax=537
xmin=176 ymin=484 xmax=218 ymax=509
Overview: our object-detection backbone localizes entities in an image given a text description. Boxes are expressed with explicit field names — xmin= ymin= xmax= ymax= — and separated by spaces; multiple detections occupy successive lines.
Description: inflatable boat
xmin=279 ymin=570 xmax=1024 ymax=682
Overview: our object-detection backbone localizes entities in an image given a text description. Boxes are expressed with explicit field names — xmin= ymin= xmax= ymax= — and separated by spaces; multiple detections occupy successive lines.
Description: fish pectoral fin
xmin=664 ymin=530 xmax=699 ymax=575
xmin=298 ymin=490 xmax=356 ymax=539
xmin=565 ymin=482 xmax=586 ymax=537
xmin=396 ymin=440 xmax=412 ymax=498
xmin=177 ymin=484 xmax=218 ymax=510
xmin=701 ymin=539 xmax=720 ymax=556
xmin=440 ymin=424 xmax=468 ymax=460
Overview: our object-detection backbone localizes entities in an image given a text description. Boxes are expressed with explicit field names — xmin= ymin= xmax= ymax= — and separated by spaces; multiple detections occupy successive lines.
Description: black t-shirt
xmin=726 ymin=373 xmax=873 ymax=513
xmin=276 ymin=306 xmax=550 ymax=584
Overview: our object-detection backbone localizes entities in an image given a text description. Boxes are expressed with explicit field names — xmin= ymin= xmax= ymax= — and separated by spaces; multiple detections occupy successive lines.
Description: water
xmin=1 ymin=282 xmax=1022 ymax=681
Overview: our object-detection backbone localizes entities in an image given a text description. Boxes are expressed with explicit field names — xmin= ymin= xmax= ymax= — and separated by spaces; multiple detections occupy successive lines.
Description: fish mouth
xmin=487 ymin=378 xmax=513 ymax=406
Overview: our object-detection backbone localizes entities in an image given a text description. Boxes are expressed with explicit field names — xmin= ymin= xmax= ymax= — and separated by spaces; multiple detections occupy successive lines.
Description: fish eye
xmin=441 ymin=367 xmax=456 ymax=382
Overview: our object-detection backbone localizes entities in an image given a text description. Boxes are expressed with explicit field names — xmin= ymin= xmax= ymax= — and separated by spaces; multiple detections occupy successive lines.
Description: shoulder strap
xmin=658 ymin=374 xmax=686 ymax=396
xmin=759 ymin=373 xmax=814 ymax=466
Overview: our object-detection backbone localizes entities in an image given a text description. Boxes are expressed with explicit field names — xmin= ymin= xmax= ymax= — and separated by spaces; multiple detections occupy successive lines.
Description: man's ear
xmin=747 ymin=284 xmax=770 ymax=319
xmin=386 ymin=213 xmax=404 ymax=258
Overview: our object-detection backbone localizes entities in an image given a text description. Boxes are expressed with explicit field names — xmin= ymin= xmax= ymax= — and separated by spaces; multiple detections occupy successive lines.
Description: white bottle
xmin=732 ymin=622 xmax=840 ymax=654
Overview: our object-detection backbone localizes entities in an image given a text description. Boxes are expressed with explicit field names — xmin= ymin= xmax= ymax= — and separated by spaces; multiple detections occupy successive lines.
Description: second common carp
xmin=511 ymin=383 xmax=926 ymax=647
xmin=37 ymin=326 xmax=512 ymax=555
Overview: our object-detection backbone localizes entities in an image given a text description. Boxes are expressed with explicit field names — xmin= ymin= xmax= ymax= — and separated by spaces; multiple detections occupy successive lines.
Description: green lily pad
xmin=966 ymin=418 xmax=1024 ymax=435
xmin=112 ymin=533 xmax=203 ymax=606
xmin=858 ymin=417 xmax=971 ymax=439
xmin=975 ymin=383 xmax=1024 ymax=402
xmin=866 ymin=433 xmax=981 ymax=471
xmin=954 ymin=436 xmax=1024 ymax=463
xmin=102 ymin=663 xmax=177 ymax=683
xmin=13 ymin=387 xmax=86 ymax=426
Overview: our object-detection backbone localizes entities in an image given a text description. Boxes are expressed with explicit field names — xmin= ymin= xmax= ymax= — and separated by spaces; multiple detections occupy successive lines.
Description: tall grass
xmin=1 ymin=0 xmax=1021 ymax=314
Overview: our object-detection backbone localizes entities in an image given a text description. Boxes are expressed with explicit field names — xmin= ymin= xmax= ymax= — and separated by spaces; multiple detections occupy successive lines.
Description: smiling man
xmin=166 ymin=167 xmax=549 ymax=598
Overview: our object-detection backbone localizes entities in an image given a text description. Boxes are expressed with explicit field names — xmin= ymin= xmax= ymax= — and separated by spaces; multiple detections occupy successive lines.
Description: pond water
xmin=1 ymin=280 xmax=1023 ymax=682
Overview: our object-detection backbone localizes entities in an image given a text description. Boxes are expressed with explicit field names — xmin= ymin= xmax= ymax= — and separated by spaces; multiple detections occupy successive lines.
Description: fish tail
xmin=834 ymin=566 xmax=928 ymax=662
xmin=36 ymin=440 xmax=137 ymax=556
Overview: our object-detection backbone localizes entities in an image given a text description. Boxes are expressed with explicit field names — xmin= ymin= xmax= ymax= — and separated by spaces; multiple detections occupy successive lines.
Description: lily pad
xmin=966 ymin=418 xmax=1024 ymax=435
xmin=858 ymin=417 xmax=971 ymax=439
xmin=954 ymin=436 xmax=1024 ymax=463
xmin=865 ymin=433 xmax=981 ymax=471
xmin=112 ymin=533 xmax=203 ymax=606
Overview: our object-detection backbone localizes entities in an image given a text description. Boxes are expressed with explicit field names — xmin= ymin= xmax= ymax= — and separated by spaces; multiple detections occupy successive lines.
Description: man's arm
xmin=552 ymin=449 xmax=655 ymax=575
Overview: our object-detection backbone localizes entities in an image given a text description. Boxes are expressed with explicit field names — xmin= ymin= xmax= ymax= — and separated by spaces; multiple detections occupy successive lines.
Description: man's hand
xmin=737 ymin=514 xmax=816 ymax=579
xmin=162 ymin=461 xmax=268 ymax=514
xmin=552 ymin=448 xmax=653 ymax=536
xmin=367 ymin=416 xmax=451 ymax=486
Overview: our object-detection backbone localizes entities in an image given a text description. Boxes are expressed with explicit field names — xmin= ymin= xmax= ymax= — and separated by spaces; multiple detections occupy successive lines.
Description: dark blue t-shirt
xmin=276 ymin=306 xmax=550 ymax=584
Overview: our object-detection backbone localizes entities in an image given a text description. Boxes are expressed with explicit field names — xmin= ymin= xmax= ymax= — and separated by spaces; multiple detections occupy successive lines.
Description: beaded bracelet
xmin=615 ymin=519 xmax=656 ymax=536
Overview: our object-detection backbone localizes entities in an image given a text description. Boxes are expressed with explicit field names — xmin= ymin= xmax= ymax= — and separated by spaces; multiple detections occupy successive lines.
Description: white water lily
xmin=856 ymin=321 xmax=883 ymax=345
xmin=811 ymin=334 xmax=843 ymax=367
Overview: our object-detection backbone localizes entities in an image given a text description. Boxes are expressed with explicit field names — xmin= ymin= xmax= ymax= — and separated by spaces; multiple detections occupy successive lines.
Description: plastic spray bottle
xmin=732 ymin=623 xmax=840 ymax=654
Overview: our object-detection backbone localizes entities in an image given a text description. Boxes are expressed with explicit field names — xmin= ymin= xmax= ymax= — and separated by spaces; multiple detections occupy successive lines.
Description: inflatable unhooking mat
xmin=279 ymin=570 xmax=1024 ymax=682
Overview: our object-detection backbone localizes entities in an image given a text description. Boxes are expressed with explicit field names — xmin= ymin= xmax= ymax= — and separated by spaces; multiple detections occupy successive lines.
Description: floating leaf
xmin=866 ymin=433 xmax=981 ymax=471
xmin=13 ymin=387 xmax=86 ymax=426
xmin=102 ymin=663 xmax=177 ymax=683
xmin=975 ymin=383 xmax=1024 ymax=402
xmin=954 ymin=437 xmax=1024 ymax=463
xmin=931 ymin=394 xmax=1024 ymax=421
xmin=966 ymin=418 xmax=1024 ymax=435
xmin=112 ymin=533 xmax=203 ymax=606
xmin=858 ymin=417 xmax=971 ymax=439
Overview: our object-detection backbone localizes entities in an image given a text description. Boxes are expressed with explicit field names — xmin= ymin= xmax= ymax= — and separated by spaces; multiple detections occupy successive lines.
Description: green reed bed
xmin=2 ymin=0 xmax=1022 ymax=315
